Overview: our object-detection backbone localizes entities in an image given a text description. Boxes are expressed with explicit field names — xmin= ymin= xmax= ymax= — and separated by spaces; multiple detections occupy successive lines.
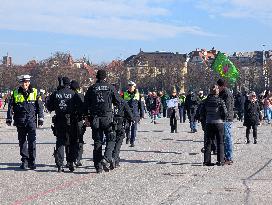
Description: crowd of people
xmin=3 ymin=71 xmax=272 ymax=173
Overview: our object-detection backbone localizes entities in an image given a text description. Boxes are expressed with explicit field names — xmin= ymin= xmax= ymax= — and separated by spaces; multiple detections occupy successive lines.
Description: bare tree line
xmin=0 ymin=52 xmax=271 ymax=94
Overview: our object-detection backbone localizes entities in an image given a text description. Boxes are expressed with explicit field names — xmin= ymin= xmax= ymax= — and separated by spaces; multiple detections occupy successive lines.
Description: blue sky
xmin=0 ymin=0 xmax=271 ymax=64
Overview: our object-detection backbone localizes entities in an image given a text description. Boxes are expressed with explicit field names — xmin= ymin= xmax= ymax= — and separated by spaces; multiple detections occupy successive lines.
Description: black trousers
xmin=246 ymin=124 xmax=257 ymax=140
xmin=55 ymin=125 xmax=78 ymax=167
xmin=91 ymin=116 xmax=116 ymax=169
xmin=204 ymin=123 xmax=224 ymax=163
xmin=202 ymin=121 xmax=217 ymax=152
xmin=112 ymin=127 xmax=125 ymax=163
xmin=163 ymin=107 xmax=167 ymax=118
xmin=76 ymin=121 xmax=85 ymax=162
xmin=17 ymin=122 xmax=36 ymax=164
xmin=237 ymin=110 xmax=244 ymax=121
xmin=125 ymin=121 xmax=137 ymax=144
xmin=170 ymin=112 xmax=177 ymax=132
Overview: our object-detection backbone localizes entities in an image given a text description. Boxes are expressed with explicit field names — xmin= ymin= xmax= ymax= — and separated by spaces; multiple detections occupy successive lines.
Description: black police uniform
xmin=46 ymin=82 xmax=83 ymax=172
xmin=112 ymin=98 xmax=134 ymax=168
xmin=70 ymin=80 xmax=86 ymax=166
xmin=84 ymin=79 xmax=120 ymax=173
xmin=6 ymin=85 xmax=44 ymax=169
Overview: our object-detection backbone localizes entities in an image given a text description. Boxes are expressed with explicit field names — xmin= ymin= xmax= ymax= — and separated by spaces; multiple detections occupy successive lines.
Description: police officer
xmin=111 ymin=85 xmax=134 ymax=169
xmin=70 ymin=80 xmax=86 ymax=167
xmin=84 ymin=70 xmax=120 ymax=173
xmin=46 ymin=77 xmax=83 ymax=172
xmin=178 ymin=92 xmax=186 ymax=123
xmin=123 ymin=81 xmax=144 ymax=147
xmin=6 ymin=75 xmax=44 ymax=170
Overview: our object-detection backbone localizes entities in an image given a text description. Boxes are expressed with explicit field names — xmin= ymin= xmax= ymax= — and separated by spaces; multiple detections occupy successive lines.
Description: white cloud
xmin=196 ymin=0 xmax=272 ymax=24
xmin=0 ymin=0 xmax=213 ymax=39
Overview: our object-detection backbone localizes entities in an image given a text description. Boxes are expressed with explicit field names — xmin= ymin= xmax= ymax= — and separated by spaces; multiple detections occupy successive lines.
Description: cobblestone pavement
xmin=0 ymin=109 xmax=272 ymax=205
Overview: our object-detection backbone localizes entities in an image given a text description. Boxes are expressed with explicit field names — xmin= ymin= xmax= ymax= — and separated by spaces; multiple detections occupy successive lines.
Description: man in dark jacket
xmin=70 ymin=80 xmax=86 ymax=167
xmin=6 ymin=75 xmax=44 ymax=170
xmin=84 ymin=70 xmax=121 ymax=173
xmin=201 ymin=85 xmax=227 ymax=166
xmin=112 ymin=95 xmax=134 ymax=169
xmin=217 ymin=79 xmax=234 ymax=165
xmin=235 ymin=91 xmax=246 ymax=121
xmin=185 ymin=90 xmax=200 ymax=133
xmin=46 ymin=77 xmax=83 ymax=172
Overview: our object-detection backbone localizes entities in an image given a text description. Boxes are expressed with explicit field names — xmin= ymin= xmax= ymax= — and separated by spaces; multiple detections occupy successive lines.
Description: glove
xmin=6 ymin=119 xmax=12 ymax=126
xmin=38 ymin=119 xmax=44 ymax=126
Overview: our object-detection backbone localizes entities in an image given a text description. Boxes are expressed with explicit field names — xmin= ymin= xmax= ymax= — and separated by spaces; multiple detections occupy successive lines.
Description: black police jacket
xmin=84 ymin=80 xmax=120 ymax=117
xmin=46 ymin=86 xmax=83 ymax=117
xmin=7 ymin=85 xmax=44 ymax=126
xmin=113 ymin=97 xmax=134 ymax=122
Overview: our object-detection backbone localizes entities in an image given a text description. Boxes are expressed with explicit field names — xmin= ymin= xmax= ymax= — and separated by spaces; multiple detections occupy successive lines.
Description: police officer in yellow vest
xmin=123 ymin=81 xmax=144 ymax=147
xmin=6 ymin=75 xmax=44 ymax=170
xmin=178 ymin=92 xmax=187 ymax=123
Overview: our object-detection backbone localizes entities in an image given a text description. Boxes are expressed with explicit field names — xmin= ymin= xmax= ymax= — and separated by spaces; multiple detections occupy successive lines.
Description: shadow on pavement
xmin=0 ymin=142 xmax=55 ymax=145
xmin=121 ymin=149 xmax=182 ymax=155
xmin=172 ymin=162 xmax=203 ymax=166
xmin=0 ymin=162 xmax=56 ymax=171
xmin=120 ymin=159 xmax=159 ymax=164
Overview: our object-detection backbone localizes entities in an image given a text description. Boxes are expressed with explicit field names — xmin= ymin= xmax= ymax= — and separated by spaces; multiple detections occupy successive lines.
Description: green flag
xmin=211 ymin=51 xmax=239 ymax=84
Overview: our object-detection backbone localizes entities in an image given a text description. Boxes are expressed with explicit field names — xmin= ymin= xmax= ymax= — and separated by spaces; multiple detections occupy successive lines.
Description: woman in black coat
xmin=243 ymin=92 xmax=262 ymax=144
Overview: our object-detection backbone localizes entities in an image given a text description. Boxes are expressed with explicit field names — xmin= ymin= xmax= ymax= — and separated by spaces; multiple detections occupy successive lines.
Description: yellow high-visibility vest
xmin=13 ymin=88 xmax=37 ymax=104
xmin=123 ymin=91 xmax=140 ymax=101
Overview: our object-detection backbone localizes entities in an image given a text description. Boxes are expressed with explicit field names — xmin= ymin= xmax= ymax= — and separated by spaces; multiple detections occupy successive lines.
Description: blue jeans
xmin=265 ymin=107 xmax=272 ymax=123
xmin=224 ymin=122 xmax=233 ymax=161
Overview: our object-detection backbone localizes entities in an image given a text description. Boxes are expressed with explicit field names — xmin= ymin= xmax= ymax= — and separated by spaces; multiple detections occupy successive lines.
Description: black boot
xmin=28 ymin=162 xmax=36 ymax=170
xmin=110 ymin=159 xmax=115 ymax=170
xmin=246 ymin=137 xmax=250 ymax=144
xmin=254 ymin=139 xmax=257 ymax=144
xmin=101 ymin=159 xmax=110 ymax=172
xmin=20 ymin=162 xmax=28 ymax=170
xmin=57 ymin=166 xmax=64 ymax=172
xmin=67 ymin=162 xmax=75 ymax=172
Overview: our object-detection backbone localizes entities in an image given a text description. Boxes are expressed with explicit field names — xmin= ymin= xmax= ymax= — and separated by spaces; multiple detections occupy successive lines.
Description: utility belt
xmin=51 ymin=114 xmax=72 ymax=137
xmin=88 ymin=115 xmax=113 ymax=130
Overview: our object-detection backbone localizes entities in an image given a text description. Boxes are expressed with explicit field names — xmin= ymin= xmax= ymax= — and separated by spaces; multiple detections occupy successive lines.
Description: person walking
xmin=185 ymin=90 xmax=200 ymax=133
xmin=6 ymin=75 xmax=44 ymax=170
xmin=70 ymin=80 xmax=86 ymax=167
xmin=150 ymin=92 xmax=161 ymax=124
xmin=84 ymin=70 xmax=121 ymax=173
xmin=167 ymin=88 xmax=180 ymax=133
xmin=234 ymin=91 xmax=246 ymax=122
xmin=201 ymin=85 xmax=227 ymax=166
xmin=178 ymin=92 xmax=186 ymax=123
xmin=111 ymin=94 xmax=134 ymax=169
xmin=123 ymin=81 xmax=144 ymax=147
xmin=244 ymin=92 xmax=262 ymax=144
xmin=46 ymin=77 xmax=82 ymax=172
xmin=217 ymin=79 xmax=235 ymax=165
xmin=263 ymin=92 xmax=272 ymax=124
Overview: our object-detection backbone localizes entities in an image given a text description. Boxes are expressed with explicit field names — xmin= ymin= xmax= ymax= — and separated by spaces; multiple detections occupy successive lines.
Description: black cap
xmin=217 ymin=79 xmax=225 ymax=87
xmin=62 ymin=77 xmax=70 ymax=85
xmin=96 ymin=70 xmax=107 ymax=80
xmin=70 ymin=80 xmax=80 ymax=90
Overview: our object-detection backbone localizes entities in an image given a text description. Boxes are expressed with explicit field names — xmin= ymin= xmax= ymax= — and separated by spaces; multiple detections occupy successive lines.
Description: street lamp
xmin=262 ymin=44 xmax=268 ymax=88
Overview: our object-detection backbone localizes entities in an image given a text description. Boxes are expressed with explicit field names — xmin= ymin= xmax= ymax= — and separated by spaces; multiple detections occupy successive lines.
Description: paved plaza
xmin=0 ymin=109 xmax=272 ymax=205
